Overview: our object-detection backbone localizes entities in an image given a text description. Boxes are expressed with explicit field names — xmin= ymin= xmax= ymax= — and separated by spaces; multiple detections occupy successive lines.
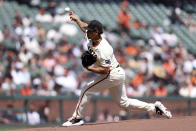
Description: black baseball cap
xmin=85 ymin=20 xmax=103 ymax=34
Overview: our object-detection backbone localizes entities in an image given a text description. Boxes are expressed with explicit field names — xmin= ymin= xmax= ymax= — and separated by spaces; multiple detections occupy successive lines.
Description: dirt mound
xmin=13 ymin=116 xmax=196 ymax=131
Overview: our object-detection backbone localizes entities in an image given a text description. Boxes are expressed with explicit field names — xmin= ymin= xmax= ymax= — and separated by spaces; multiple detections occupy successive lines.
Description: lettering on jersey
xmin=88 ymin=46 xmax=97 ymax=58
xmin=105 ymin=59 xmax=111 ymax=65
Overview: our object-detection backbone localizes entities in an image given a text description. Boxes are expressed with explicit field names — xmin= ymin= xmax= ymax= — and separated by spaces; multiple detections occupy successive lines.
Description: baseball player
xmin=62 ymin=11 xmax=172 ymax=127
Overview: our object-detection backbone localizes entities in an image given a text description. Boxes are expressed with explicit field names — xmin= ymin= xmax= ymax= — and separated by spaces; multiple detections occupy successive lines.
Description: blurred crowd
xmin=0 ymin=0 xmax=196 ymax=99
xmin=116 ymin=0 xmax=196 ymax=98
xmin=0 ymin=102 xmax=151 ymax=125
xmin=0 ymin=102 xmax=50 ymax=125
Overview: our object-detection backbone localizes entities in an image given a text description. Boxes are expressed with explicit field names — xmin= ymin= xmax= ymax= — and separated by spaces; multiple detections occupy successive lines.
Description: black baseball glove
xmin=81 ymin=51 xmax=97 ymax=68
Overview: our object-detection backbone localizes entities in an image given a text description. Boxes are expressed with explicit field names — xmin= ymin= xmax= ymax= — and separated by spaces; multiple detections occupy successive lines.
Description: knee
xmin=118 ymin=98 xmax=129 ymax=109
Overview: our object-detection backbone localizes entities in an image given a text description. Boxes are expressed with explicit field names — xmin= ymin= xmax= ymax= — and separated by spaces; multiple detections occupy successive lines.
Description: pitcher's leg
xmin=125 ymin=98 xmax=155 ymax=112
xmin=110 ymin=83 xmax=155 ymax=112
xmin=72 ymin=90 xmax=92 ymax=119
xmin=73 ymin=73 xmax=111 ymax=119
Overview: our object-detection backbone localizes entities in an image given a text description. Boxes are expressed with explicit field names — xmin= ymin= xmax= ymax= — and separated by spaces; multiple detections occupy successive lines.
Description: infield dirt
xmin=13 ymin=116 xmax=196 ymax=131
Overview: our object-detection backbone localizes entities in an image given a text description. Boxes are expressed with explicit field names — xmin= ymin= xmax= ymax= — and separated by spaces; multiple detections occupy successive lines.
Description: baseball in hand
xmin=64 ymin=7 xmax=70 ymax=12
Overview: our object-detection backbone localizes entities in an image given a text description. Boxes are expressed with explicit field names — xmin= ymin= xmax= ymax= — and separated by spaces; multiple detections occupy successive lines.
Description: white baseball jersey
xmin=87 ymin=38 xmax=119 ymax=70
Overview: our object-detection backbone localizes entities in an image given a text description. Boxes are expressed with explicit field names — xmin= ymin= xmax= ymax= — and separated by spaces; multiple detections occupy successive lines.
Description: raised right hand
xmin=69 ymin=11 xmax=78 ymax=22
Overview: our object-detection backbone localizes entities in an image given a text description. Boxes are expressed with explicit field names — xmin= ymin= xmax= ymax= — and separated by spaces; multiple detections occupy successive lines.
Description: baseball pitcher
xmin=62 ymin=11 xmax=172 ymax=127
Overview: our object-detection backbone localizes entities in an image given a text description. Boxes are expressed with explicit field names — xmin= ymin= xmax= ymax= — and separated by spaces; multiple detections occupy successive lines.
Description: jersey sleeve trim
xmin=100 ymin=65 xmax=112 ymax=68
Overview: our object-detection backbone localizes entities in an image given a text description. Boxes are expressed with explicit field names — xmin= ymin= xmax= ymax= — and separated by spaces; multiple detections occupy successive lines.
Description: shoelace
xmin=68 ymin=117 xmax=82 ymax=124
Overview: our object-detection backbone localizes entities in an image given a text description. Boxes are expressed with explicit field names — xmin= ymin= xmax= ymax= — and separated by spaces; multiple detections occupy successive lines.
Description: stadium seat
xmin=0 ymin=0 xmax=195 ymax=55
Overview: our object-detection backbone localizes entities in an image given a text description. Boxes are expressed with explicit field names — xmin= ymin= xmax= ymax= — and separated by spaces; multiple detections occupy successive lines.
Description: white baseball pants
xmin=72 ymin=67 xmax=155 ymax=119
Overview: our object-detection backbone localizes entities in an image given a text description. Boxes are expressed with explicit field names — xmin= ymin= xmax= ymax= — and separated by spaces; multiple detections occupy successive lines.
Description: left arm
xmin=86 ymin=66 xmax=109 ymax=74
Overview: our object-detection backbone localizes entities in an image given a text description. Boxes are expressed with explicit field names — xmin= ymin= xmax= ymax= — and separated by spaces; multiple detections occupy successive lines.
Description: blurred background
xmin=0 ymin=0 xmax=196 ymax=129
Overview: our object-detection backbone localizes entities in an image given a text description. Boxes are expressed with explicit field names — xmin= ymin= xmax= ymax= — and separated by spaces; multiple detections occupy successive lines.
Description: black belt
xmin=116 ymin=64 xmax=120 ymax=68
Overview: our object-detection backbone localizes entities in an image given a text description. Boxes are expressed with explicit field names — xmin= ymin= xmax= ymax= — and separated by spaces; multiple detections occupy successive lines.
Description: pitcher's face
xmin=87 ymin=29 xmax=98 ymax=40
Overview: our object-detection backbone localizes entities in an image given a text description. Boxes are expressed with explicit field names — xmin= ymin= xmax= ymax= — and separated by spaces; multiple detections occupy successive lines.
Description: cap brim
xmin=84 ymin=26 xmax=93 ymax=30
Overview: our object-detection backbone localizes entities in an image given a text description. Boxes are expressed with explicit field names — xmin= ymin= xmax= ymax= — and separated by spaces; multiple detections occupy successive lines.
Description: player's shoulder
xmin=101 ymin=37 xmax=108 ymax=43
xmin=100 ymin=38 xmax=111 ymax=47
xmin=99 ymin=38 xmax=113 ymax=54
